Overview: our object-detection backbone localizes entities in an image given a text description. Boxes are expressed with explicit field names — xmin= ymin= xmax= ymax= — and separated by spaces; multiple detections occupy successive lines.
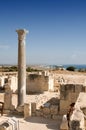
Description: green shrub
xmin=66 ymin=66 xmax=76 ymax=71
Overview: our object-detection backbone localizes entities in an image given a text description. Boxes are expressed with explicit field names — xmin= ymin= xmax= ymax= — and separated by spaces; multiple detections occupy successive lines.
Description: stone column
xmin=16 ymin=29 xmax=28 ymax=106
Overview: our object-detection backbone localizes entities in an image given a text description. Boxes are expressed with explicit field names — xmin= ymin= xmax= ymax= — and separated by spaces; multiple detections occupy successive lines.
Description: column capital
xmin=16 ymin=29 xmax=28 ymax=40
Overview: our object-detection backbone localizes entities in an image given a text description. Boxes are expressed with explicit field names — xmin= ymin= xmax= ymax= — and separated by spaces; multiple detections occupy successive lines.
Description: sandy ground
xmin=0 ymin=92 xmax=61 ymax=130
xmin=1 ymin=70 xmax=85 ymax=129
xmin=0 ymin=115 xmax=61 ymax=130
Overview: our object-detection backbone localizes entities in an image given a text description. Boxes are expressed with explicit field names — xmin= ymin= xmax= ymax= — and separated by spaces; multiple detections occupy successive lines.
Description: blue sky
xmin=0 ymin=0 xmax=86 ymax=65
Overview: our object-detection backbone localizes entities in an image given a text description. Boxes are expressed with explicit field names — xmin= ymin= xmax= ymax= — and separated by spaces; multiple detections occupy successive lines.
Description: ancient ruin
xmin=16 ymin=29 xmax=28 ymax=106
xmin=0 ymin=30 xmax=86 ymax=130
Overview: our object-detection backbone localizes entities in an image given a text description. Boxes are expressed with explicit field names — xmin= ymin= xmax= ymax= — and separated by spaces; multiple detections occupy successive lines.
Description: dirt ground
xmin=0 ymin=115 xmax=61 ymax=130
xmin=0 ymin=92 xmax=61 ymax=130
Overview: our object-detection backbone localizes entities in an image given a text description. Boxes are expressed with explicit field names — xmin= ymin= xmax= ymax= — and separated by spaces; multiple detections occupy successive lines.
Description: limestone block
xmin=85 ymin=86 xmax=86 ymax=92
xmin=36 ymin=110 xmax=41 ymax=116
xmin=81 ymin=107 xmax=86 ymax=115
xmin=3 ymin=110 xmax=10 ymax=114
xmin=31 ymin=102 xmax=36 ymax=113
xmin=59 ymin=110 xmax=68 ymax=115
xmin=43 ymin=114 xmax=51 ymax=119
xmin=16 ymin=106 xmax=24 ymax=113
xmin=31 ymin=113 xmax=36 ymax=116
xmin=24 ymin=103 xmax=30 ymax=118
xmin=70 ymin=108 xmax=85 ymax=130
xmin=70 ymin=120 xmax=81 ymax=130
xmin=60 ymin=84 xmax=76 ymax=100
xmin=43 ymin=107 xmax=50 ymax=115
xmin=60 ymin=100 xmax=69 ymax=114
xmin=52 ymin=115 xmax=58 ymax=120
xmin=4 ymin=92 xmax=12 ymax=110
xmin=0 ymin=123 xmax=12 ymax=130
xmin=0 ymin=117 xmax=19 ymax=130
xmin=75 ymin=85 xmax=83 ymax=93
xmin=26 ymin=74 xmax=49 ymax=93
xmin=68 ymin=92 xmax=78 ymax=103
xmin=50 ymin=105 xmax=58 ymax=114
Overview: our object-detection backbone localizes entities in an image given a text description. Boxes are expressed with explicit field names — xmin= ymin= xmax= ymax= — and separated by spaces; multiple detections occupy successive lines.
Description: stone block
xmin=75 ymin=85 xmax=83 ymax=93
xmin=0 ymin=117 xmax=19 ymax=130
xmin=36 ymin=110 xmax=41 ymax=116
xmin=31 ymin=113 xmax=36 ymax=116
xmin=52 ymin=115 xmax=58 ymax=120
xmin=3 ymin=110 xmax=10 ymax=114
xmin=24 ymin=103 xmax=30 ymax=118
xmin=31 ymin=102 xmax=36 ymax=113
xmin=70 ymin=120 xmax=80 ymax=130
xmin=68 ymin=92 xmax=78 ymax=103
xmin=4 ymin=92 xmax=12 ymax=110
xmin=50 ymin=105 xmax=58 ymax=114
xmin=43 ymin=114 xmax=51 ymax=119
xmin=60 ymin=100 xmax=70 ymax=110
xmin=16 ymin=106 xmax=24 ymax=114
xmin=43 ymin=107 xmax=50 ymax=115
xmin=60 ymin=100 xmax=69 ymax=114
xmin=60 ymin=84 xmax=76 ymax=100
xmin=81 ymin=107 xmax=86 ymax=115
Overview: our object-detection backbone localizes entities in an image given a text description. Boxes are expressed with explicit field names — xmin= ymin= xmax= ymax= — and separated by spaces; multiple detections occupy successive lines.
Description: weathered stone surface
xmin=50 ymin=105 xmax=58 ymax=114
xmin=75 ymin=85 xmax=84 ymax=93
xmin=16 ymin=29 xmax=28 ymax=106
xmin=43 ymin=107 xmax=50 ymax=114
xmin=26 ymin=74 xmax=54 ymax=93
xmin=52 ymin=115 xmax=58 ymax=120
xmin=0 ymin=117 xmax=19 ymax=130
xmin=60 ymin=100 xmax=69 ymax=114
xmin=43 ymin=114 xmax=51 ymax=119
xmin=70 ymin=93 xmax=86 ymax=130
xmin=36 ymin=110 xmax=41 ymax=116
xmin=31 ymin=102 xmax=36 ymax=113
xmin=24 ymin=103 xmax=30 ymax=118
xmin=4 ymin=83 xmax=15 ymax=110
xmin=70 ymin=120 xmax=82 ymax=130
xmin=81 ymin=107 xmax=86 ymax=115
xmin=68 ymin=92 xmax=78 ymax=103
xmin=16 ymin=106 xmax=24 ymax=113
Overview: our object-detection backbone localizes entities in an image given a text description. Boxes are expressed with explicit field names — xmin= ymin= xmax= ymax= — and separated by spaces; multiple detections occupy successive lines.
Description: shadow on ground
xmin=2 ymin=114 xmax=62 ymax=130
xmin=24 ymin=116 xmax=61 ymax=130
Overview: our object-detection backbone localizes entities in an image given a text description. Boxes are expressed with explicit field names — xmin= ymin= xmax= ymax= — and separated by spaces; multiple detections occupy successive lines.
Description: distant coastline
xmin=63 ymin=64 xmax=86 ymax=69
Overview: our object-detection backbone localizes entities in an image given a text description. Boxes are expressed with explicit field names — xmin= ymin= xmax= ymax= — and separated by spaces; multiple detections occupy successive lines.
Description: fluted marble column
xmin=16 ymin=29 xmax=28 ymax=106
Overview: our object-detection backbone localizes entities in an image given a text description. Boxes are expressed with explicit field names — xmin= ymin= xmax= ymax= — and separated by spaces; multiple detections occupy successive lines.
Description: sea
xmin=49 ymin=64 xmax=86 ymax=70
xmin=61 ymin=64 xmax=86 ymax=69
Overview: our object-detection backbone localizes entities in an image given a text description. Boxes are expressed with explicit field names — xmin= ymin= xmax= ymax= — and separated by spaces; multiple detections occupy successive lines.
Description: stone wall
xmin=0 ymin=75 xmax=18 ymax=93
xmin=70 ymin=92 xmax=86 ymax=130
xmin=8 ymin=76 xmax=17 ymax=93
xmin=0 ymin=72 xmax=54 ymax=94
xmin=60 ymin=84 xmax=86 ymax=114
xmin=24 ymin=97 xmax=60 ymax=120
xmin=26 ymin=73 xmax=54 ymax=93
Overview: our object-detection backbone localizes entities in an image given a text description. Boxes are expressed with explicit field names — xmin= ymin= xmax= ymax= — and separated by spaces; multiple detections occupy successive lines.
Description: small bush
xmin=66 ymin=66 xmax=76 ymax=71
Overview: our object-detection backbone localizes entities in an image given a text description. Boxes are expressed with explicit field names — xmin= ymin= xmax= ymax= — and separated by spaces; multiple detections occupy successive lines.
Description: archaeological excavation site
xmin=0 ymin=29 xmax=86 ymax=130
